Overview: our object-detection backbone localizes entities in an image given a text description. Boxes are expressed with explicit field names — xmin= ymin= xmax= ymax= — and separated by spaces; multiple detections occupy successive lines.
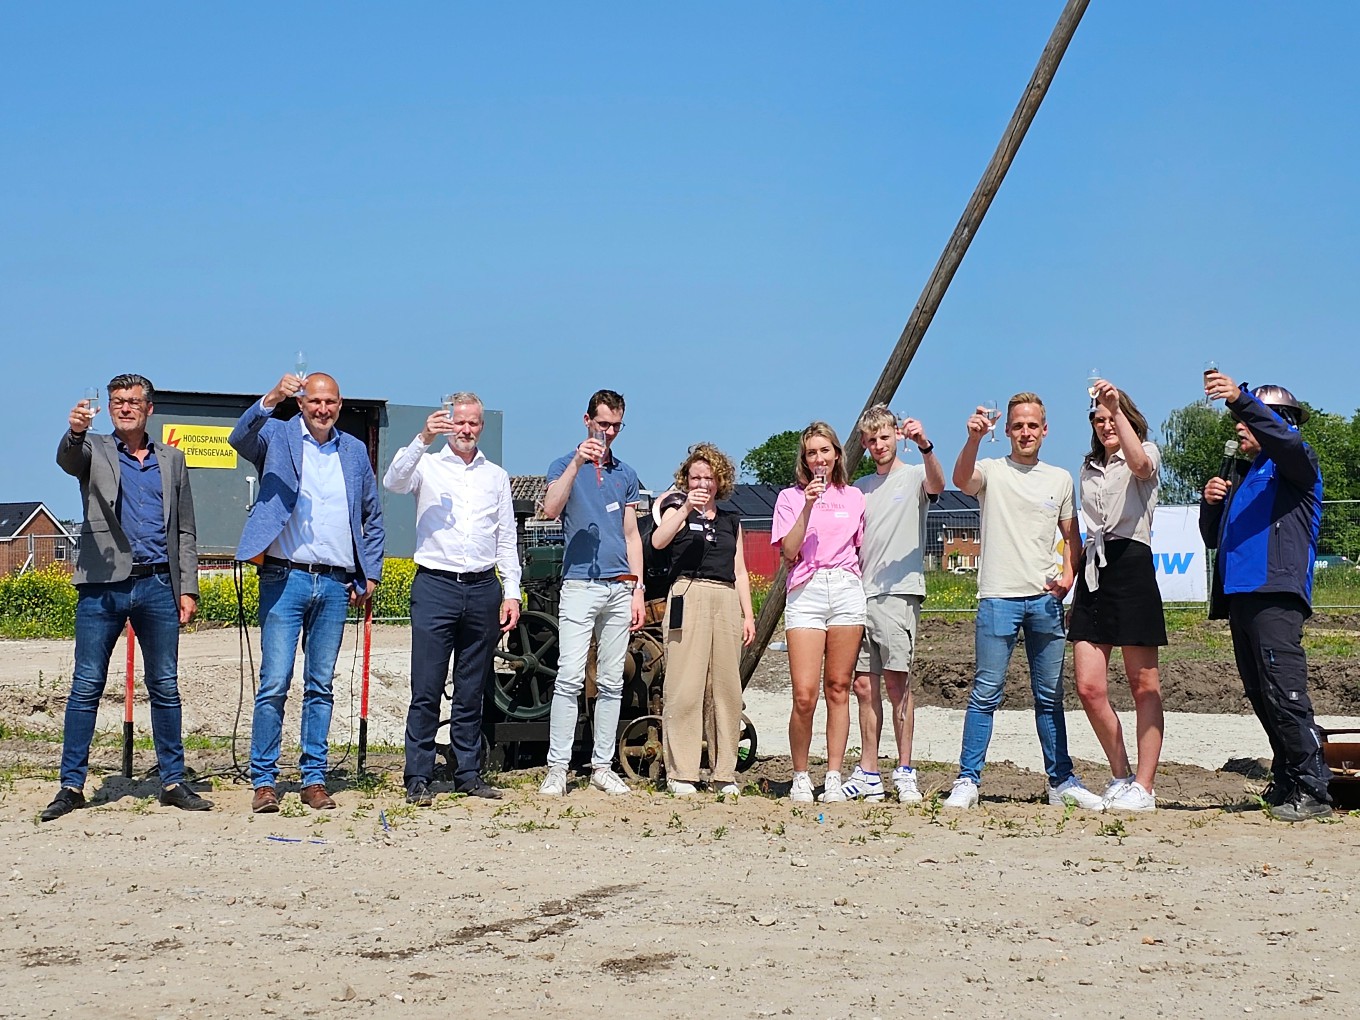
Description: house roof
xmin=0 ymin=501 xmax=62 ymax=539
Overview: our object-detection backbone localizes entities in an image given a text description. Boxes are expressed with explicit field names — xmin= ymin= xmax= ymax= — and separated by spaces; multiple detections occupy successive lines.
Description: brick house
xmin=0 ymin=501 xmax=75 ymax=576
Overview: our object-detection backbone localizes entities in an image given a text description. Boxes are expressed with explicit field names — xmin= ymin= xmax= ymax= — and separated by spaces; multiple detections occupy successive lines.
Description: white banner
xmin=1072 ymin=505 xmax=1207 ymax=603
xmin=1149 ymin=505 xmax=1207 ymax=602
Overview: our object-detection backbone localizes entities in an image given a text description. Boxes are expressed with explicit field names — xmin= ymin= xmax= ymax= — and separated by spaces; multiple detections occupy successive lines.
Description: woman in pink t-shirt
xmin=771 ymin=422 xmax=866 ymax=804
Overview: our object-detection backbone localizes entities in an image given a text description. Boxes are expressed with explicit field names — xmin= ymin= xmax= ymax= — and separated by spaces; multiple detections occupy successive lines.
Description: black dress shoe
xmin=40 ymin=788 xmax=85 ymax=822
xmin=160 ymin=784 xmax=214 ymax=812
xmin=459 ymin=780 xmax=504 ymax=800
xmin=406 ymin=781 xmax=433 ymax=806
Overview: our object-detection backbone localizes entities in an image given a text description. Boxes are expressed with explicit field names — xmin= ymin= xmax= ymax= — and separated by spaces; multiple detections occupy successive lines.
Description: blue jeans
xmin=61 ymin=574 xmax=185 ymax=790
xmin=404 ymin=569 xmax=501 ymax=789
xmin=548 ymin=579 xmax=633 ymax=769
xmin=959 ymin=595 xmax=1073 ymax=785
xmin=250 ymin=565 xmax=351 ymax=788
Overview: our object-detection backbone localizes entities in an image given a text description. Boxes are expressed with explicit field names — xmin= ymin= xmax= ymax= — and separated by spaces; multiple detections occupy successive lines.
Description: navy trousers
xmin=404 ymin=568 xmax=502 ymax=789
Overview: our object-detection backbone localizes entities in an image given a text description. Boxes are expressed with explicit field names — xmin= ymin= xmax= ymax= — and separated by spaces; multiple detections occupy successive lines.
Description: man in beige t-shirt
xmin=942 ymin=393 xmax=1103 ymax=811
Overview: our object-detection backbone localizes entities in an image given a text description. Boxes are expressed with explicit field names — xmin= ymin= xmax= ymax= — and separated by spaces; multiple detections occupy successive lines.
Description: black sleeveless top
xmin=668 ymin=506 xmax=740 ymax=583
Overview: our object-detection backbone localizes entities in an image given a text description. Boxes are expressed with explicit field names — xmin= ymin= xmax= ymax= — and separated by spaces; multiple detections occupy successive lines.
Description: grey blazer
xmin=56 ymin=429 xmax=199 ymax=601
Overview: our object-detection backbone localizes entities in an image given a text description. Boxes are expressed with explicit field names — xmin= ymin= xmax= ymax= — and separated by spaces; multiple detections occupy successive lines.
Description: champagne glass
xmin=82 ymin=386 xmax=100 ymax=417
xmin=813 ymin=464 xmax=829 ymax=499
xmin=982 ymin=400 xmax=1000 ymax=443
xmin=1203 ymin=359 xmax=1218 ymax=406
xmin=442 ymin=392 xmax=458 ymax=420
xmin=294 ymin=350 xmax=308 ymax=379
xmin=590 ymin=427 xmax=607 ymax=485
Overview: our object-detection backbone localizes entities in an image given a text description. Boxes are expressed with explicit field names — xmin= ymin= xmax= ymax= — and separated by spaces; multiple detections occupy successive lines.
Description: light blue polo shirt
xmin=547 ymin=450 xmax=640 ymax=580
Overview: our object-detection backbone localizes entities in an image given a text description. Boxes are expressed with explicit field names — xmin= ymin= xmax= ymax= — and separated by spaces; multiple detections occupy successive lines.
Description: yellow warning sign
xmin=162 ymin=424 xmax=238 ymax=469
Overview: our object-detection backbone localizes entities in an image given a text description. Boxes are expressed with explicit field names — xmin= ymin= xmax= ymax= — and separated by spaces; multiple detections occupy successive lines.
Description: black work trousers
xmin=1227 ymin=593 xmax=1331 ymax=803
xmin=404 ymin=568 xmax=502 ymax=790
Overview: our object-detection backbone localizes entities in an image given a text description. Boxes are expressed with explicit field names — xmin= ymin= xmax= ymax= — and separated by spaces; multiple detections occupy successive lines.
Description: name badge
xmin=834 ymin=511 xmax=850 ymax=518
xmin=688 ymin=522 xmax=705 ymax=531
xmin=606 ymin=501 xmax=620 ymax=513
xmin=892 ymin=494 xmax=906 ymax=503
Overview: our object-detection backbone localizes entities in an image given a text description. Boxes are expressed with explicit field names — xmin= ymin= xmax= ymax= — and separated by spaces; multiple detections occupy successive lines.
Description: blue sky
xmin=4 ymin=3 xmax=1357 ymax=519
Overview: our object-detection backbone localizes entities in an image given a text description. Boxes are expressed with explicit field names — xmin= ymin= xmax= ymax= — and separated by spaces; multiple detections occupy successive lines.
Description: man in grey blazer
xmin=230 ymin=371 xmax=384 ymax=813
xmin=41 ymin=373 xmax=213 ymax=821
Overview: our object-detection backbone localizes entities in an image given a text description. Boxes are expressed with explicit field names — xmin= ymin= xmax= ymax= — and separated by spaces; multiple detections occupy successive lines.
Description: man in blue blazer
xmin=230 ymin=371 xmax=384 ymax=813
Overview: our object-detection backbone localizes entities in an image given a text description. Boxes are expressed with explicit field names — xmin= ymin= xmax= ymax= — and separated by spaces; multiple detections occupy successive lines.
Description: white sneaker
xmin=893 ymin=765 xmax=923 ymax=803
xmin=717 ymin=783 xmax=740 ymax=797
xmin=1105 ymin=780 xmax=1156 ymax=812
xmin=841 ymin=766 xmax=886 ymax=802
xmin=667 ymin=779 xmax=697 ymax=796
xmin=1102 ymin=775 xmax=1133 ymax=803
xmin=789 ymin=771 xmax=814 ymax=803
xmin=943 ymin=777 xmax=979 ymax=809
xmin=819 ymin=770 xmax=846 ymax=803
xmin=590 ymin=768 xmax=631 ymax=795
xmin=1048 ymin=776 xmax=1104 ymax=811
xmin=539 ymin=766 xmax=568 ymax=797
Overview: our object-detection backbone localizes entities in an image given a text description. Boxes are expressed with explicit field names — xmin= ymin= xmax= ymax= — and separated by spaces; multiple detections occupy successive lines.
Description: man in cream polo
xmin=945 ymin=392 xmax=1103 ymax=811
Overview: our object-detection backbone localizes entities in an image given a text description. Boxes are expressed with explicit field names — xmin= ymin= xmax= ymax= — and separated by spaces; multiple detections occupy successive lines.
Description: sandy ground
xmin=3 ymin=625 xmax=1360 ymax=1018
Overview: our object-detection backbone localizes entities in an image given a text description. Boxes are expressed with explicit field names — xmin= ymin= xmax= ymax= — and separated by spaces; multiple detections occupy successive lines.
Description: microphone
xmin=1217 ymin=439 xmax=1240 ymax=482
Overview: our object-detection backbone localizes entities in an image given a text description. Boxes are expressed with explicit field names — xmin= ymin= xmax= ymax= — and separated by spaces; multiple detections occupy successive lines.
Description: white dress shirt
xmin=266 ymin=414 xmax=355 ymax=570
xmin=383 ymin=436 xmax=521 ymax=600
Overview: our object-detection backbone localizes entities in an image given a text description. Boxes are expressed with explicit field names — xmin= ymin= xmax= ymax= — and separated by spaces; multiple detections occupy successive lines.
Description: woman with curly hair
xmin=650 ymin=443 xmax=756 ymax=795
xmin=772 ymin=422 xmax=866 ymax=803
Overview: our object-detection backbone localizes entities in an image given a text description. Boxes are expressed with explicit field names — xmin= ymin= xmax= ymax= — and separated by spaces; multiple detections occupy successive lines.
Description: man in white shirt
xmin=945 ymin=392 xmax=1103 ymax=811
xmin=841 ymin=404 xmax=945 ymax=803
xmin=384 ymin=392 xmax=521 ymax=803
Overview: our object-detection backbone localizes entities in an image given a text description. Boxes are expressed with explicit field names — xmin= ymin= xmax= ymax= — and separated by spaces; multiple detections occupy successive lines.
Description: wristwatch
xmin=917 ymin=442 xmax=935 ymax=455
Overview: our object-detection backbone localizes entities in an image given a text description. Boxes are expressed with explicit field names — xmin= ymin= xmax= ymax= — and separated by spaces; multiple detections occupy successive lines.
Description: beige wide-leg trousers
xmin=662 ymin=578 xmax=743 ymax=784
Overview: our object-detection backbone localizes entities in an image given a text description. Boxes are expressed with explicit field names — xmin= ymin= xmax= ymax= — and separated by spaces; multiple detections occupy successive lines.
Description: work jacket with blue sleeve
xmin=1198 ymin=385 xmax=1323 ymax=620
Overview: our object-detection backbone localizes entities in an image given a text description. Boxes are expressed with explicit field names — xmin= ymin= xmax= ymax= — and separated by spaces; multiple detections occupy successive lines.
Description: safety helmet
xmin=1251 ymin=384 xmax=1309 ymax=426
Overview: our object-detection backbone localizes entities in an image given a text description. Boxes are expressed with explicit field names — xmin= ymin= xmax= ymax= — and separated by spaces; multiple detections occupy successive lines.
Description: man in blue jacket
xmin=1199 ymin=372 xmax=1330 ymax=821
xmin=230 ymin=371 xmax=385 ymax=813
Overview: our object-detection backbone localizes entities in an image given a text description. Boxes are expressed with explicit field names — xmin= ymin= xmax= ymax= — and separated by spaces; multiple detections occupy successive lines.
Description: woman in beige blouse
xmin=1069 ymin=380 xmax=1166 ymax=812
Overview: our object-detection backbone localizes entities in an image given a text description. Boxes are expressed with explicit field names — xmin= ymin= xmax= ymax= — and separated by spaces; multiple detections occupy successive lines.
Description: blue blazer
xmin=229 ymin=401 xmax=385 ymax=586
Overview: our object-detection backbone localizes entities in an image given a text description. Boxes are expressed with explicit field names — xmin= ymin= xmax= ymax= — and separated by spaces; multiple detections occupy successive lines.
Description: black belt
xmin=677 ymin=574 xmax=734 ymax=584
xmin=263 ymin=556 xmax=352 ymax=580
xmin=129 ymin=562 xmax=171 ymax=578
xmin=418 ymin=565 xmax=497 ymax=584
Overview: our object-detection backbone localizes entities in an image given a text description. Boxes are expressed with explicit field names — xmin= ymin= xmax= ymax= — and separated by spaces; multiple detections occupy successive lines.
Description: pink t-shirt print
xmin=771 ymin=484 xmax=866 ymax=591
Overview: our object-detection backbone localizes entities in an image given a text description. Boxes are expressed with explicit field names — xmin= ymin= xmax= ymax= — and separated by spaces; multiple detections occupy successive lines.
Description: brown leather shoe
xmin=252 ymin=786 xmax=280 ymax=814
xmin=299 ymin=784 xmax=336 ymax=810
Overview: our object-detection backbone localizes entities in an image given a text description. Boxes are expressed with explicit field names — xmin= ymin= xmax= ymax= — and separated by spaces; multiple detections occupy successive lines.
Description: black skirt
xmin=1067 ymin=538 xmax=1167 ymax=647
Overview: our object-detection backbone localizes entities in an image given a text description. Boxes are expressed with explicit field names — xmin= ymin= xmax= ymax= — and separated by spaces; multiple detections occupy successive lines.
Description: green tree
xmin=741 ymin=430 xmax=801 ymax=486
xmin=742 ymin=430 xmax=872 ymax=486
xmin=1157 ymin=402 xmax=1235 ymax=503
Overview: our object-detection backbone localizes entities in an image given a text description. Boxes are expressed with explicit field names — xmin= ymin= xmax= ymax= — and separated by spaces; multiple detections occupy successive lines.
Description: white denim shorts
xmin=857 ymin=593 xmax=923 ymax=674
xmin=785 ymin=568 xmax=866 ymax=631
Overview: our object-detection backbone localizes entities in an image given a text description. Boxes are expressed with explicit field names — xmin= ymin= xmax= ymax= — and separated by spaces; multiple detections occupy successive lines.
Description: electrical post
xmin=358 ymin=602 xmax=373 ymax=776
xmin=122 ymin=622 xmax=135 ymax=779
